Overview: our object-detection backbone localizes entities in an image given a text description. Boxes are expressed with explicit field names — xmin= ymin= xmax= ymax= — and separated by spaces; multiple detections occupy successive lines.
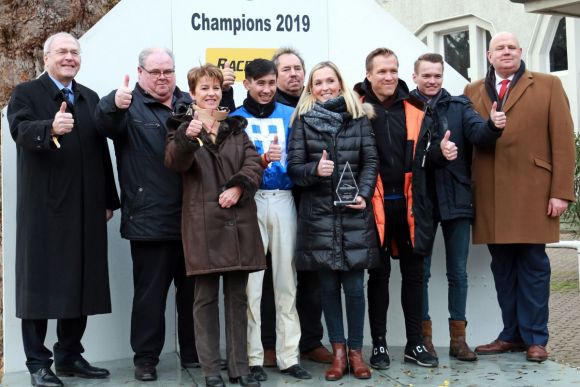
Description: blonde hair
xmin=291 ymin=61 xmax=364 ymax=124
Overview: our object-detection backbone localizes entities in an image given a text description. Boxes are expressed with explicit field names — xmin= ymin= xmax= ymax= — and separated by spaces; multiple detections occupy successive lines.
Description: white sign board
xmin=2 ymin=0 xmax=498 ymax=373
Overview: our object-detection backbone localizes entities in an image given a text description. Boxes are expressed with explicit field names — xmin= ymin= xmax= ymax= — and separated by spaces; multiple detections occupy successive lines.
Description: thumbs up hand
xmin=185 ymin=111 xmax=203 ymax=139
xmin=266 ymin=135 xmax=282 ymax=162
xmin=490 ymin=101 xmax=506 ymax=129
xmin=115 ymin=74 xmax=133 ymax=109
xmin=316 ymin=149 xmax=334 ymax=177
xmin=52 ymin=101 xmax=74 ymax=135
xmin=440 ymin=130 xmax=458 ymax=161
xmin=221 ymin=61 xmax=236 ymax=91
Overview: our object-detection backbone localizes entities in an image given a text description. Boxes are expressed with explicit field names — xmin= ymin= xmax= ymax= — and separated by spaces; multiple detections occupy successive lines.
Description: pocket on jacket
xmin=123 ymin=186 xmax=146 ymax=222
xmin=451 ymin=171 xmax=473 ymax=209
xmin=131 ymin=119 xmax=160 ymax=129
xmin=533 ymin=157 xmax=552 ymax=173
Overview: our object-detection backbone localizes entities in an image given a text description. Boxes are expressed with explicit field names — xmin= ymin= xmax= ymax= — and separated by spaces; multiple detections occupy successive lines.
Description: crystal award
xmin=333 ymin=161 xmax=359 ymax=206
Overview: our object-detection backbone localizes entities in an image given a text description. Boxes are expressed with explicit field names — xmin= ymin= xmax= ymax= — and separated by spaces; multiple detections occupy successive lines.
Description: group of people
xmin=7 ymin=29 xmax=575 ymax=387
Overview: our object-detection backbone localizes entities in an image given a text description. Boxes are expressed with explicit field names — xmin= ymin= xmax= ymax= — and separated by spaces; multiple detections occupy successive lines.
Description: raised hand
xmin=317 ymin=149 xmax=334 ymax=177
xmin=52 ymin=101 xmax=74 ymax=135
xmin=490 ymin=101 xmax=507 ymax=129
xmin=185 ymin=111 xmax=203 ymax=139
xmin=267 ymin=135 xmax=282 ymax=162
xmin=440 ymin=130 xmax=458 ymax=161
xmin=222 ymin=61 xmax=236 ymax=91
xmin=114 ymin=74 xmax=133 ymax=109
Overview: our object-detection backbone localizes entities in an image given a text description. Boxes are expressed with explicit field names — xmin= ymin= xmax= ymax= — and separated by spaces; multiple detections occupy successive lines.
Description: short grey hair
xmin=138 ymin=47 xmax=175 ymax=68
xmin=271 ymin=47 xmax=305 ymax=73
xmin=43 ymin=32 xmax=80 ymax=55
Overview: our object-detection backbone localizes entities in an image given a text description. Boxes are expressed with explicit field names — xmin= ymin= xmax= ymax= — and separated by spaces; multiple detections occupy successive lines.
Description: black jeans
xmin=367 ymin=198 xmax=425 ymax=346
xmin=130 ymin=240 xmax=196 ymax=366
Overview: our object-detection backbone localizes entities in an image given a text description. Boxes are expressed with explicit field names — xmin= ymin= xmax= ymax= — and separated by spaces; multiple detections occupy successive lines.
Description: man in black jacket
xmin=410 ymin=53 xmax=505 ymax=362
xmin=355 ymin=48 xmax=457 ymax=369
xmin=94 ymin=47 xmax=198 ymax=382
xmin=273 ymin=47 xmax=305 ymax=108
xmin=8 ymin=32 xmax=119 ymax=387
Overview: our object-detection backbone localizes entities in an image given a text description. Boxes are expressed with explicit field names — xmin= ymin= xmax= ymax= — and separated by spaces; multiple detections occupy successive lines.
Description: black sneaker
xmin=404 ymin=344 xmax=439 ymax=367
xmin=370 ymin=340 xmax=390 ymax=370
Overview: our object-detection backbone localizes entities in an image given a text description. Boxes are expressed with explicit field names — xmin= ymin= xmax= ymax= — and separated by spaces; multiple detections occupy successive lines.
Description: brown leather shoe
xmin=475 ymin=339 xmax=526 ymax=355
xmin=325 ymin=343 xmax=347 ymax=381
xmin=348 ymin=349 xmax=371 ymax=379
xmin=302 ymin=345 xmax=334 ymax=364
xmin=263 ymin=348 xmax=277 ymax=367
xmin=526 ymin=345 xmax=548 ymax=362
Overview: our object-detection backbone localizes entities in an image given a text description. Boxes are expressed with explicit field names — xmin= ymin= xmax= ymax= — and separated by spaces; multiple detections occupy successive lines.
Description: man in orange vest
xmin=354 ymin=48 xmax=457 ymax=369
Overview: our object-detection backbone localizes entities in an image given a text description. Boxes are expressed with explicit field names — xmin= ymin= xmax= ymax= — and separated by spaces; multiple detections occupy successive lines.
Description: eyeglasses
xmin=50 ymin=49 xmax=81 ymax=57
xmin=141 ymin=67 xmax=175 ymax=78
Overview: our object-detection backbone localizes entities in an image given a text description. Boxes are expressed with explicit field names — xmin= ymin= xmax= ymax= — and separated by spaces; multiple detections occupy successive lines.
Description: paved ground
xmin=2 ymin=240 xmax=579 ymax=384
xmin=4 ymin=349 xmax=580 ymax=387
xmin=546 ymin=244 xmax=580 ymax=369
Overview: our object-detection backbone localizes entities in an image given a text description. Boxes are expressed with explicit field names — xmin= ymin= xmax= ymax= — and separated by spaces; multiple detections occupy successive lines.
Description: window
xmin=485 ymin=30 xmax=492 ymax=68
xmin=416 ymin=15 xmax=494 ymax=81
xmin=549 ymin=18 xmax=567 ymax=72
xmin=443 ymin=30 xmax=470 ymax=80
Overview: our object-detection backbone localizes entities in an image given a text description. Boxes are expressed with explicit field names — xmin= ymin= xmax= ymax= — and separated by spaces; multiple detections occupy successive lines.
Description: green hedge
xmin=563 ymin=131 xmax=580 ymax=234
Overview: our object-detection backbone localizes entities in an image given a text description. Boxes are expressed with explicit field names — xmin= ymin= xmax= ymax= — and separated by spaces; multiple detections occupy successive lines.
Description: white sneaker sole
xmin=404 ymin=354 xmax=438 ymax=368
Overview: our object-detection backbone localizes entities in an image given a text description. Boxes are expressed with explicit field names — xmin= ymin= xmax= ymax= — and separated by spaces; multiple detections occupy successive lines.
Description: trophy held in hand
xmin=334 ymin=161 xmax=359 ymax=206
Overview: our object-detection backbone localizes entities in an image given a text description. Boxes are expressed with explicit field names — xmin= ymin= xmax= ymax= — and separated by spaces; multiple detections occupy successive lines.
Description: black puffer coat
xmin=287 ymin=103 xmax=380 ymax=271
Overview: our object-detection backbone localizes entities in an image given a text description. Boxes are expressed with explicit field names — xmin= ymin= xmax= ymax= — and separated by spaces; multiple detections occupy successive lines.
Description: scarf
xmin=191 ymin=105 xmax=229 ymax=136
xmin=242 ymin=92 xmax=276 ymax=118
xmin=302 ymin=96 xmax=348 ymax=134
xmin=484 ymin=60 xmax=526 ymax=108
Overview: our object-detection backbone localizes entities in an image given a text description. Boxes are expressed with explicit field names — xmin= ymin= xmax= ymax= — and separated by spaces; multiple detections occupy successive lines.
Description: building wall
xmin=378 ymin=0 xmax=580 ymax=132
xmin=378 ymin=0 xmax=539 ymax=47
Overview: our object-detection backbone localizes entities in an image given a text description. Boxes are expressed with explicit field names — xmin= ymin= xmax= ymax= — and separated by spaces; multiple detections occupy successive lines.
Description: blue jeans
xmin=319 ymin=269 xmax=365 ymax=350
xmin=422 ymin=218 xmax=470 ymax=321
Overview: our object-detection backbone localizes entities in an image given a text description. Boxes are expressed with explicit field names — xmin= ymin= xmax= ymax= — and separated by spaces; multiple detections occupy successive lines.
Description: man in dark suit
xmin=464 ymin=31 xmax=575 ymax=363
xmin=7 ymin=31 xmax=120 ymax=387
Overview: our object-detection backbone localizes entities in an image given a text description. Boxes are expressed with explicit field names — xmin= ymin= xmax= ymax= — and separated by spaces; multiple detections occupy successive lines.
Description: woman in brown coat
xmin=165 ymin=64 xmax=265 ymax=387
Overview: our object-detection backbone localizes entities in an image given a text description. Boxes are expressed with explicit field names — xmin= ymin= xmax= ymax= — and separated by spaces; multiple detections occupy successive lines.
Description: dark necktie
xmin=62 ymin=88 xmax=74 ymax=105
xmin=498 ymin=79 xmax=510 ymax=101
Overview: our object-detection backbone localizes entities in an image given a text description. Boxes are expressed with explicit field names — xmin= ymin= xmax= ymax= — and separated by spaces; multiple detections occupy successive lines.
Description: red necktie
xmin=498 ymin=79 xmax=510 ymax=100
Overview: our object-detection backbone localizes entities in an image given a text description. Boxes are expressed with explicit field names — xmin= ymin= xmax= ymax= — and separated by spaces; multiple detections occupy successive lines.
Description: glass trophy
xmin=334 ymin=161 xmax=359 ymax=206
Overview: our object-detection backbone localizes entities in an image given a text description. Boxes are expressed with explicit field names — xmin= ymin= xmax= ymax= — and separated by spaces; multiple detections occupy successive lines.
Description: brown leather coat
xmin=165 ymin=115 xmax=266 ymax=275
xmin=464 ymin=69 xmax=575 ymax=244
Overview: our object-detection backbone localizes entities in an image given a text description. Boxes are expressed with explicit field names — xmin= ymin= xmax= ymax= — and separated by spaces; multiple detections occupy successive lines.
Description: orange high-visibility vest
xmin=372 ymin=101 xmax=425 ymax=256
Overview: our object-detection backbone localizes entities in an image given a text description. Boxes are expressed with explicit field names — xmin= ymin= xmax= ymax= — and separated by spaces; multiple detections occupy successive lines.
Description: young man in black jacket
xmin=355 ymin=48 xmax=458 ymax=369
xmin=410 ymin=53 xmax=505 ymax=362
